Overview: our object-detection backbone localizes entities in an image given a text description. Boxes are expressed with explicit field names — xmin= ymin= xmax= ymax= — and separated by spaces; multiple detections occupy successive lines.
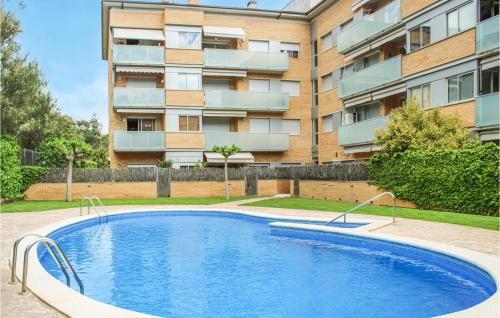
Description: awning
xmin=116 ymin=66 xmax=164 ymax=74
xmin=203 ymin=26 xmax=246 ymax=39
xmin=113 ymin=28 xmax=165 ymax=41
xmin=203 ymin=69 xmax=247 ymax=78
xmin=343 ymin=145 xmax=381 ymax=155
xmin=203 ymin=110 xmax=247 ymax=118
xmin=204 ymin=152 xmax=255 ymax=164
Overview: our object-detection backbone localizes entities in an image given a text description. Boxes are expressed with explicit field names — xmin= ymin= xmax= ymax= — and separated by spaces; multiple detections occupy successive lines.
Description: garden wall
xmin=22 ymin=164 xmax=404 ymax=206
xmin=170 ymin=181 xmax=246 ymax=198
xmin=298 ymin=181 xmax=415 ymax=208
xmin=25 ymin=182 xmax=157 ymax=200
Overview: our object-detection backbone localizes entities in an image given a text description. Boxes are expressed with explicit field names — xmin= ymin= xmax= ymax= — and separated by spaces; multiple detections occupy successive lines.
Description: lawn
xmin=244 ymin=197 xmax=499 ymax=231
xmin=0 ymin=197 xmax=249 ymax=213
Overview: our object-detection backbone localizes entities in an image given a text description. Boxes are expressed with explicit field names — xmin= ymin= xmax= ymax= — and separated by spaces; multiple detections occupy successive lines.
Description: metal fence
xmin=19 ymin=148 xmax=39 ymax=166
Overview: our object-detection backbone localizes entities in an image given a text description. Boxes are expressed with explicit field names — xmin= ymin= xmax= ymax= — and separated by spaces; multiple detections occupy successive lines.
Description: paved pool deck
xmin=1 ymin=200 xmax=498 ymax=317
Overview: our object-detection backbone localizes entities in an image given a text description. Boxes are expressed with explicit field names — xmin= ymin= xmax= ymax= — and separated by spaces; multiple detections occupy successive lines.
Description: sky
xmin=5 ymin=0 xmax=292 ymax=133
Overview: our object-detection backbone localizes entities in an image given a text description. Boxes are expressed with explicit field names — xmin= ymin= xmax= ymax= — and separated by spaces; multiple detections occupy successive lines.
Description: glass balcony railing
xmin=204 ymin=132 xmax=289 ymax=151
xmin=204 ymin=49 xmax=289 ymax=72
xmin=113 ymin=45 xmax=165 ymax=65
xmin=338 ymin=116 xmax=389 ymax=146
xmin=338 ymin=55 xmax=402 ymax=98
xmin=476 ymin=15 xmax=499 ymax=54
xmin=113 ymin=132 xmax=166 ymax=152
xmin=204 ymin=91 xmax=289 ymax=112
xmin=337 ymin=0 xmax=401 ymax=53
xmin=476 ymin=92 xmax=499 ymax=128
xmin=113 ymin=88 xmax=165 ymax=108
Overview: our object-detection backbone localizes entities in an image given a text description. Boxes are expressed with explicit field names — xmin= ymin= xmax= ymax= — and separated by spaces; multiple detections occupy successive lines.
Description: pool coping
xmin=10 ymin=208 xmax=499 ymax=318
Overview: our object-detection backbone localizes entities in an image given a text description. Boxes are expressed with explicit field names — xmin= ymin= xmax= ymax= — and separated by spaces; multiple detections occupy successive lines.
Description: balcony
xmin=476 ymin=93 xmax=499 ymax=128
xmin=338 ymin=116 xmax=389 ymax=146
xmin=204 ymin=49 xmax=289 ymax=73
xmin=204 ymin=132 xmax=289 ymax=152
xmin=337 ymin=0 xmax=401 ymax=53
xmin=113 ymin=132 xmax=166 ymax=152
xmin=204 ymin=91 xmax=289 ymax=112
xmin=113 ymin=88 xmax=165 ymax=109
xmin=338 ymin=55 xmax=402 ymax=98
xmin=112 ymin=45 xmax=165 ymax=66
xmin=477 ymin=15 xmax=499 ymax=54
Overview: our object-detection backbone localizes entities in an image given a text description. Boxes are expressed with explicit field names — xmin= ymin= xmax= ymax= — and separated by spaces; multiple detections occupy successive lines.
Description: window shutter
xmin=281 ymin=81 xmax=300 ymax=96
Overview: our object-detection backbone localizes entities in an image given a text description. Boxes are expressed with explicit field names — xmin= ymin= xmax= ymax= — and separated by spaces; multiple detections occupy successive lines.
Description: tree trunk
xmin=65 ymin=146 xmax=75 ymax=202
xmin=224 ymin=156 xmax=229 ymax=200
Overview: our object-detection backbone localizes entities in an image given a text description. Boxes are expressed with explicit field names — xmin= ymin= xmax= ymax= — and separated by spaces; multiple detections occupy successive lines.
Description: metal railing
xmin=324 ymin=192 xmax=396 ymax=225
xmin=80 ymin=196 xmax=109 ymax=223
xmin=10 ymin=235 xmax=84 ymax=294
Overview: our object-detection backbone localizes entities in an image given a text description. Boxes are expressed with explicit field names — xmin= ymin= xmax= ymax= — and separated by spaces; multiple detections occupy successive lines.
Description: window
xmin=166 ymin=67 xmax=202 ymax=90
xmin=280 ymin=42 xmax=300 ymax=58
xmin=322 ymin=73 xmax=333 ymax=91
xmin=281 ymin=81 xmax=301 ymax=96
xmin=322 ymin=112 xmax=342 ymax=132
xmin=409 ymin=21 xmax=431 ymax=52
xmin=312 ymin=80 xmax=318 ymax=106
xmin=174 ymin=73 xmax=200 ymax=90
xmin=321 ymin=32 xmax=333 ymax=51
xmin=341 ymin=64 xmax=354 ymax=78
xmin=166 ymin=26 xmax=201 ymax=49
xmin=344 ymin=103 xmax=380 ymax=124
xmin=281 ymin=119 xmax=301 ymax=135
xmin=249 ymin=118 xmax=300 ymax=135
xmin=447 ymin=3 xmax=475 ymax=36
xmin=179 ymin=116 xmax=200 ymax=132
xmin=249 ymin=79 xmax=271 ymax=92
xmin=312 ymin=119 xmax=318 ymax=145
xmin=249 ymin=40 xmax=269 ymax=52
xmin=127 ymin=118 xmax=156 ymax=131
xmin=480 ymin=0 xmax=499 ymax=21
xmin=409 ymin=84 xmax=432 ymax=108
xmin=313 ymin=40 xmax=318 ymax=67
xmin=480 ymin=66 xmax=499 ymax=95
xmin=322 ymin=69 xmax=341 ymax=92
xmin=448 ymin=72 xmax=474 ymax=103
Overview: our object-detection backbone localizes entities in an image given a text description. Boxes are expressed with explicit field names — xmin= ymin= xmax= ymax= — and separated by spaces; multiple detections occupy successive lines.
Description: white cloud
xmin=51 ymin=74 xmax=109 ymax=133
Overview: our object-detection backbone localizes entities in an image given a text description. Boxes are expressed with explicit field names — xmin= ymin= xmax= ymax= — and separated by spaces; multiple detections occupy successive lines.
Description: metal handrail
xmin=80 ymin=196 xmax=108 ymax=223
xmin=10 ymin=234 xmax=70 ymax=287
xmin=21 ymin=237 xmax=84 ymax=294
xmin=324 ymin=192 xmax=396 ymax=225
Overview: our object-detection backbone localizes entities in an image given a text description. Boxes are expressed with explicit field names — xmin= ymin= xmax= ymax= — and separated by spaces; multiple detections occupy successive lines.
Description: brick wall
xmin=170 ymin=181 xmax=246 ymax=198
xmin=299 ymin=180 xmax=415 ymax=208
xmin=25 ymin=182 xmax=157 ymax=200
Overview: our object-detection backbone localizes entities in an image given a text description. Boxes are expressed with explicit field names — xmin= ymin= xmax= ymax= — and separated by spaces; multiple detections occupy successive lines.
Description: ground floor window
xmin=409 ymin=83 xmax=432 ymax=108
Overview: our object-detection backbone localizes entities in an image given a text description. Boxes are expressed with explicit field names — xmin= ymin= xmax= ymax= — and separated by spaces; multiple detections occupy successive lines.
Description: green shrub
xmin=0 ymin=137 xmax=22 ymax=200
xmin=20 ymin=166 xmax=48 ymax=193
xmin=366 ymin=143 xmax=499 ymax=216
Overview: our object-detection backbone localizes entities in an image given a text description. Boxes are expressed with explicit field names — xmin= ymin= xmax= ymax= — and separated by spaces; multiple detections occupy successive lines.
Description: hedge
xmin=0 ymin=138 xmax=22 ymax=200
xmin=366 ymin=143 xmax=499 ymax=216
xmin=20 ymin=166 xmax=48 ymax=193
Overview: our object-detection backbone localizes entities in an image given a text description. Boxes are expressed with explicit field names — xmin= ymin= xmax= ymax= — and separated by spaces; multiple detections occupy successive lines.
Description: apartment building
xmin=101 ymin=0 xmax=499 ymax=168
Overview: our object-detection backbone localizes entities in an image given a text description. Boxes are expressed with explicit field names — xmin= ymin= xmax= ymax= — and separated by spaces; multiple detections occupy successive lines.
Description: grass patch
xmin=244 ymin=197 xmax=499 ymax=231
xmin=1 ymin=197 xmax=249 ymax=213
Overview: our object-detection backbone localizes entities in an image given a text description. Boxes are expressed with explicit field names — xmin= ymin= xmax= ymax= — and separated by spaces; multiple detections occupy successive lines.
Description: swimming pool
xmin=34 ymin=210 xmax=497 ymax=317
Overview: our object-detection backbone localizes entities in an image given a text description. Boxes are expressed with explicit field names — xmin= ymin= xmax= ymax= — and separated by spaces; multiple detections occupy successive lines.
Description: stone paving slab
xmin=1 ymin=204 xmax=498 ymax=317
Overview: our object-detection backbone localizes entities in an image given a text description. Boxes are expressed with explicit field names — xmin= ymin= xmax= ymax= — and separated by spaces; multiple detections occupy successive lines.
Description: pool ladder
xmin=80 ymin=195 xmax=109 ymax=223
xmin=9 ymin=234 xmax=84 ymax=294
xmin=324 ymin=192 xmax=396 ymax=226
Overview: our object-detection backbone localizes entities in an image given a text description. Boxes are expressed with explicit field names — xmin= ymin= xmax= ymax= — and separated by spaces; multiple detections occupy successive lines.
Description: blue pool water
xmin=39 ymin=211 xmax=496 ymax=318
